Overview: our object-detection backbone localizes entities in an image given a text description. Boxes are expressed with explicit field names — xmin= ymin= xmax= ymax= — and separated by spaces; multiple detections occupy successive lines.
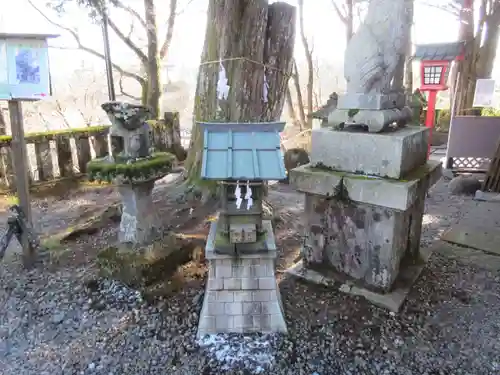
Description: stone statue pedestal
xmin=118 ymin=181 xmax=160 ymax=244
xmin=327 ymin=92 xmax=413 ymax=133
xmin=286 ymin=126 xmax=441 ymax=311
xmin=310 ymin=126 xmax=429 ymax=179
xmin=197 ymin=219 xmax=287 ymax=338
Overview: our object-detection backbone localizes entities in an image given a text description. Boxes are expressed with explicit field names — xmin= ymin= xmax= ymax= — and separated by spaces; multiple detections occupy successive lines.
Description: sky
xmin=0 ymin=0 xmax=469 ymax=80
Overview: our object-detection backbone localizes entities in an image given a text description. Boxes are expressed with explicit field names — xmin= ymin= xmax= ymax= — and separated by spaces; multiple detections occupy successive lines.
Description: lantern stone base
xmin=288 ymin=161 xmax=441 ymax=295
xmin=197 ymin=219 xmax=287 ymax=338
xmin=118 ymin=181 xmax=160 ymax=244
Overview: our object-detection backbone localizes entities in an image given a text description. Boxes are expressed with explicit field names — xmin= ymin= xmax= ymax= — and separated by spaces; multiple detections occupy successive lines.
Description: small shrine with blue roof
xmin=199 ymin=121 xmax=286 ymax=255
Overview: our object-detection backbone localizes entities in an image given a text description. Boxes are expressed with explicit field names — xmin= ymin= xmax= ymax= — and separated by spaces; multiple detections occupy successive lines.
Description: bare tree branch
xmin=175 ymin=0 xmax=196 ymax=16
xmin=297 ymin=0 xmax=314 ymax=128
xmin=160 ymin=0 xmax=178 ymax=60
xmin=93 ymin=6 xmax=148 ymax=64
xmin=420 ymin=0 xmax=461 ymax=17
xmin=112 ymin=0 xmax=147 ymax=28
xmin=331 ymin=0 xmax=347 ymax=23
xmin=28 ymin=0 xmax=145 ymax=85
xmin=118 ymin=73 xmax=142 ymax=101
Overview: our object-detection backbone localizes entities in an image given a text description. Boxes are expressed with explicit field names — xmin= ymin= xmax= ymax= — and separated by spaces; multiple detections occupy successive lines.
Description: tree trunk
xmin=144 ymin=0 xmax=161 ymax=118
xmin=285 ymin=86 xmax=301 ymax=130
xmin=297 ymin=0 xmax=313 ymax=128
xmin=291 ymin=60 xmax=308 ymax=129
xmin=185 ymin=0 xmax=296 ymax=186
xmin=346 ymin=0 xmax=354 ymax=42
xmin=451 ymin=0 xmax=475 ymax=115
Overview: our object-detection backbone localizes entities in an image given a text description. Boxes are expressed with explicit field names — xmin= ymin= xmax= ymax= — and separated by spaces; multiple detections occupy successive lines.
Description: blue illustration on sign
xmin=15 ymin=49 xmax=40 ymax=84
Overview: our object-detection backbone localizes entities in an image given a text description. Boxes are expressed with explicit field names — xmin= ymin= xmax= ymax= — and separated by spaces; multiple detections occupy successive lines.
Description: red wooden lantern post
xmin=421 ymin=60 xmax=451 ymax=155
xmin=414 ymin=42 xmax=465 ymax=157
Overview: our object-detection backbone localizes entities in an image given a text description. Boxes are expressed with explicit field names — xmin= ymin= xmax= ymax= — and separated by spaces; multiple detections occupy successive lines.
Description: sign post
xmin=0 ymin=32 xmax=57 ymax=267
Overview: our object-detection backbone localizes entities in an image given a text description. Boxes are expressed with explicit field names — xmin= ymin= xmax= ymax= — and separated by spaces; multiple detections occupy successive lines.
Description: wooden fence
xmin=0 ymin=111 xmax=185 ymax=190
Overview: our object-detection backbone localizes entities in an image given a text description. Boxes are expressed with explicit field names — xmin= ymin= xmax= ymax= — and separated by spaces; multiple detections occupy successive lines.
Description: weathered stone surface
xmin=286 ymin=245 xmax=433 ymax=312
xmin=292 ymin=160 xmax=439 ymax=292
xmin=118 ymin=181 xmax=160 ymax=244
xmin=343 ymin=0 xmax=411 ymax=95
xmin=290 ymin=160 xmax=441 ymax=211
xmin=337 ymin=93 xmax=407 ymax=110
xmin=301 ymin=193 xmax=410 ymax=292
xmin=449 ymin=175 xmax=481 ymax=196
xmin=197 ymin=219 xmax=287 ymax=337
xmin=96 ymin=233 xmax=195 ymax=287
xmin=310 ymin=126 xmax=429 ymax=179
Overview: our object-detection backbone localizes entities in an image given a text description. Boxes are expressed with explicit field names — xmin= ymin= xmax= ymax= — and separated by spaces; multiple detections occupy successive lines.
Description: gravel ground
xmin=1 ymin=177 xmax=500 ymax=375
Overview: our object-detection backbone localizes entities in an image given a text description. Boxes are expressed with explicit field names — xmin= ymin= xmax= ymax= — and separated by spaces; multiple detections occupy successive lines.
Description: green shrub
xmin=435 ymin=109 xmax=451 ymax=132
xmin=481 ymin=107 xmax=500 ymax=116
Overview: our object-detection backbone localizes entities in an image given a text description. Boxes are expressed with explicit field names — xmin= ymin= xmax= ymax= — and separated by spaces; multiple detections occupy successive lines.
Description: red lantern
xmin=414 ymin=42 xmax=465 ymax=157
xmin=420 ymin=60 xmax=451 ymax=91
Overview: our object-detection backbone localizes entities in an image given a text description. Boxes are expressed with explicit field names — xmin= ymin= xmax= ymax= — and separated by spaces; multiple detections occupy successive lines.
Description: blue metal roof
xmin=198 ymin=122 xmax=286 ymax=180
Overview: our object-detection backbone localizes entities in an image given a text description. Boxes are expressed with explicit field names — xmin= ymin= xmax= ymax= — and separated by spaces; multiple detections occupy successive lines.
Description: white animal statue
xmin=343 ymin=0 xmax=411 ymax=95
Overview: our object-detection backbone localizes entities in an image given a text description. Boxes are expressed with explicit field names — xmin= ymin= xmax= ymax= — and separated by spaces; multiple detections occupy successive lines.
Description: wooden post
xmin=8 ymin=100 xmax=35 ymax=268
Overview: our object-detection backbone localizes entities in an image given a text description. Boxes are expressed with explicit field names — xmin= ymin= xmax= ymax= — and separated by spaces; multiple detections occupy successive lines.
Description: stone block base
xmin=327 ymin=106 xmax=413 ymax=133
xmin=290 ymin=162 xmax=441 ymax=292
xmin=197 ymin=220 xmax=287 ymax=338
xmin=285 ymin=245 xmax=433 ymax=312
xmin=310 ymin=126 xmax=429 ymax=179
xmin=337 ymin=92 xmax=407 ymax=110
xmin=118 ymin=181 xmax=160 ymax=244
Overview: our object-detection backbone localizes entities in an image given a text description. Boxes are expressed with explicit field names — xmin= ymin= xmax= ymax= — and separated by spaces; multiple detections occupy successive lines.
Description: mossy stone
xmin=87 ymin=152 xmax=176 ymax=184
xmin=96 ymin=233 xmax=193 ymax=288
xmin=0 ymin=125 xmax=110 ymax=145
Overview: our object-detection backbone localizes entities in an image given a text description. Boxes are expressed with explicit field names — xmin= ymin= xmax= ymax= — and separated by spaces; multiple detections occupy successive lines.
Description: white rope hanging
xmin=262 ymin=69 xmax=269 ymax=103
xmin=216 ymin=60 xmax=230 ymax=101
xmin=245 ymin=181 xmax=253 ymax=209
xmin=235 ymin=180 xmax=243 ymax=209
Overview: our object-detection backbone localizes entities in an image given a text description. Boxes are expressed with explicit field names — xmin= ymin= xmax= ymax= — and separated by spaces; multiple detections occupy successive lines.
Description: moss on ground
xmin=96 ymin=233 xmax=198 ymax=288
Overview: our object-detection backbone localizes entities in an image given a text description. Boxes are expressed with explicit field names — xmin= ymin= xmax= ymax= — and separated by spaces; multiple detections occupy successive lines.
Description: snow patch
xmin=197 ymin=333 xmax=277 ymax=374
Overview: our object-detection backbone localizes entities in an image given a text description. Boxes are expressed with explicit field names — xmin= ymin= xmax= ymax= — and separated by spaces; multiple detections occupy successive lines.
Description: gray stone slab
xmin=310 ymin=126 xmax=429 ymax=179
xmin=337 ymin=92 xmax=406 ymax=110
xmin=285 ymin=246 xmax=433 ymax=313
xmin=290 ymin=160 xmax=442 ymax=211
xmin=441 ymin=224 xmax=500 ymax=256
xmin=433 ymin=241 xmax=500 ymax=271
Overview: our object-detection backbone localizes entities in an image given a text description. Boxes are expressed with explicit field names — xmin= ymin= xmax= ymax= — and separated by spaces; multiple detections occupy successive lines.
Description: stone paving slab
xmin=433 ymin=240 xmax=500 ymax=271
xmin=441 ymin=198 xmax=500 ymax=256
xmin=441 ymin=225 xmax=500 ymax=256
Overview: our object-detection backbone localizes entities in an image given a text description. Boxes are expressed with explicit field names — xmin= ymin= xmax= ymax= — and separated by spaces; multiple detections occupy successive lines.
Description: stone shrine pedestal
xmin=197 ymin=219 xmax=287 ymax=338
xmin=286 ymin=126 xmax=441 ymax=311
xmin=118 ymin=180 xmax=161 ymax=244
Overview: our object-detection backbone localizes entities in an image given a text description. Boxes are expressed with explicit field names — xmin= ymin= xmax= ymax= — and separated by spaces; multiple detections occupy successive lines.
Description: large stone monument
xmin=286 ymin=0 xmax=441 ymax=312
xmin=197 ymin=122 xmax=287 ymax=338
xmin=87 ymin=102 xmax=175 ymax=245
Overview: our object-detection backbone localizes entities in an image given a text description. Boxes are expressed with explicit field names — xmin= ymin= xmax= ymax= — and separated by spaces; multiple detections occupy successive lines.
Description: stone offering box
xmin=196 ymin=121 xmax=288 ymax=337
xmin=290 ymin=126 xmax=441 ymax=296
